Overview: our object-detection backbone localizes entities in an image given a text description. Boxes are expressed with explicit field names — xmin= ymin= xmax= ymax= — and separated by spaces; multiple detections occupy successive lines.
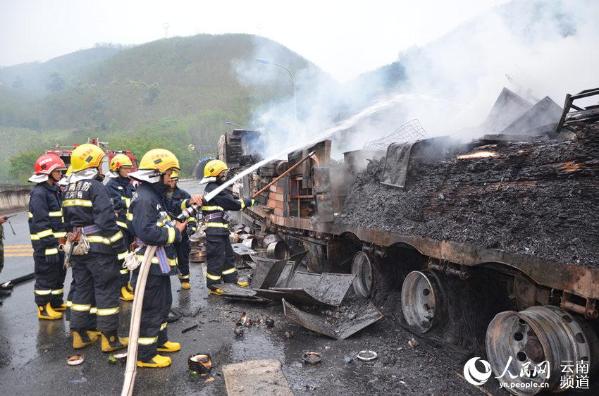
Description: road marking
xmin=4 ymin=244 xmax=33 ymax=248
xmin=3 ymin=244 xmax=34 ymax=257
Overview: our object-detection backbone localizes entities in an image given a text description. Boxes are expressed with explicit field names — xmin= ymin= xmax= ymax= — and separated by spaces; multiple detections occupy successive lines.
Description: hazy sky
xmin=0 ymin=0 xmax=508 ymax=81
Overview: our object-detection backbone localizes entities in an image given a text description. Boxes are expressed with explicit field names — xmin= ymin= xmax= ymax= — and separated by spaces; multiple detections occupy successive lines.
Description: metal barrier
xmin=0 ymin=184 xmax=31 ymax=214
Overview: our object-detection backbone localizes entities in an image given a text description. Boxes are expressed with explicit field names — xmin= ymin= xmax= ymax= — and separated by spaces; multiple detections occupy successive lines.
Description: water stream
xmin=204 ymin=94 xmax=404 ymax=202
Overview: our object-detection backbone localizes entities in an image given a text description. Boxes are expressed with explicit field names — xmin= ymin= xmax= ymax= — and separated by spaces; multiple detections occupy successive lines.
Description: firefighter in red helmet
xmin=28 ymin=153 xmax=68 ymax=320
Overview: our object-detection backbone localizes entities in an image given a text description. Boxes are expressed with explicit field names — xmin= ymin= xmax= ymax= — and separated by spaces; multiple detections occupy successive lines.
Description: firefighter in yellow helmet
xmin=129 ymin=149 xmax=203 ymax=368
xmin=165 ymin=170 xmax=198 ymax=290
xmin=63 ymin=144 xmax=129 ymax=352
xmin=200 ymin=159 xmax=253 ymax=294
xmin=106 ymin=154 xmax=135 ymax=301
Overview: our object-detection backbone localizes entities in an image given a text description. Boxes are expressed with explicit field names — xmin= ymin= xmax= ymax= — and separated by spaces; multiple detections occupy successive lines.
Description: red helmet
xmin=33 ymin=153 xmax=66 ymax=175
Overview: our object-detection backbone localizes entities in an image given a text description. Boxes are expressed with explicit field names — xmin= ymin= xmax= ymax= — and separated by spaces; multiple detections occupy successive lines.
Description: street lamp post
xmin=256 ymin=58 xmax=298 ymax=129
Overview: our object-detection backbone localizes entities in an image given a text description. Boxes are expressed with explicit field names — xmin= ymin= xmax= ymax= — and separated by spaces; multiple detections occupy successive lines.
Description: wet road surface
xmin=0 ymin=181 xmax=483 ymax=395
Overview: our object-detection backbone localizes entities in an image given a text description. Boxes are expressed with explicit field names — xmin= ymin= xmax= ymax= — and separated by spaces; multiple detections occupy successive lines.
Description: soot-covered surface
xmin=338 ymin=125 xmax=599 ymax=267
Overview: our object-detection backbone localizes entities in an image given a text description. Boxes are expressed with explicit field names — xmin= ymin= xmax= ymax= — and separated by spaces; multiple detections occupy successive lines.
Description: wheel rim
xmin=266 ymin=241 xmax=289 ymax=260
xmin=401 ymin=271 xmax=438 ymax=333
xmin=351 ymin=252 xmax=373 ymax=298
xmin=486 ymin=306 xmax=593 ymax=394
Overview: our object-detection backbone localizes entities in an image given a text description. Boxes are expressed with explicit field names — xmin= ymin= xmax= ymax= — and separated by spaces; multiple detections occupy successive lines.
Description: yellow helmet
xmin=70 ymin=143 xmax=105 ymax=172
xmin=138 ymin=149 xmax=180 ymax=174
xmin=109 ymin=153 xmax=133 ymax=172
xmin=204 ymin=159 xmax=228 ymax=177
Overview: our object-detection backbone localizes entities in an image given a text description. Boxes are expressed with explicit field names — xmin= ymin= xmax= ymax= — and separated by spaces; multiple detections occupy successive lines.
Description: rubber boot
xmin=120 ymin=286 xmax=134 ymax=302
xmin=100 ymin=331 xmax=128 ymax=352
xmin=52 ymin=303 xmax=68 ymax=312
xmin=180 ymin=280 xmax=191 ymax=290
xmin=137 ymin=354 xmax=172 ymax=368
xmin=157 ymin=341 xmax=181 ymax=353
xmin=208 ymin=285 xmax=224 ymax=295
xmin=72 ymin=330 xmax=99 ymax=349
xmin=37 ymin=303 xmax=63 ymax=320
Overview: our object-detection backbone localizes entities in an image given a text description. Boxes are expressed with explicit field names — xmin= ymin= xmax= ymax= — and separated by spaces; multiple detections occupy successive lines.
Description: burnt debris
xmin=338 ymin=123 xmax=599 ymax=267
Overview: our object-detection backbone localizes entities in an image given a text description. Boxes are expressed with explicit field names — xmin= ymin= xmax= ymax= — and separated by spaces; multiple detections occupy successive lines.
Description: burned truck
xmin=217 ymin=88 xmax=599 ymax=394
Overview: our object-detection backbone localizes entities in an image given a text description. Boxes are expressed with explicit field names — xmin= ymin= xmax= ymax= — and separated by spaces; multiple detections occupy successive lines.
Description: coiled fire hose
xmin=121 ymin=245 xmax=157 ymax=396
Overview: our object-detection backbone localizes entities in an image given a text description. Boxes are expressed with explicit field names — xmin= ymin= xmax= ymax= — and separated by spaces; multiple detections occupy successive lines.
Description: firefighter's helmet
xmin=138 ymin=149 xmax=180 ymax=174
xmin=203 ymin=159 xmax=228 ymax=178
xmin=109 ymin=153 xmax=133 ymax=172
xmin=70 ymin=144 xmax=105 ymax=172
xmin=33 ymin=153 xmax=66 ymax=175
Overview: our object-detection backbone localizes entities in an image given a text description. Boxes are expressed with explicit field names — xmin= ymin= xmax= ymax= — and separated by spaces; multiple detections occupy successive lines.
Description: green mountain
xmin=0 ymin=34 xmax=326 ymax=181
xmin=0 ymin=46 xmax=122 ymax=97
xmin=1 ymin=34 xmax=319 ymax=130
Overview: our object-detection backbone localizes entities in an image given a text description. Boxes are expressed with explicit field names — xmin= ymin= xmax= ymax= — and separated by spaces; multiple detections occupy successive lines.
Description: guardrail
xmin=0 ymin=184 xmax=31 ymax=215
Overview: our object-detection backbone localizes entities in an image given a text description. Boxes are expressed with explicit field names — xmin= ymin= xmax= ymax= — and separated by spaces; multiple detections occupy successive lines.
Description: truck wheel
xmin=401 ymin=271 xmax=442 ymax=333
xmin=351 ymin=251 xmax=373 ymax=298
xmin=486 ymin=305 xmax=598 ymax=394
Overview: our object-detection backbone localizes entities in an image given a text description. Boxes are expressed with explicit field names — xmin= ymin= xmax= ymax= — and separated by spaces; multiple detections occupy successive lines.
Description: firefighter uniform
xmin=166 ymin=184 xmax=198 ymax=289
xmin=202 ymin=181 xmax=252 ymax=289
xmin=129 ymin=148 xmax=186 ymax=368
xmin=27 ymin=153 xmax=68 ymax=320
xmin=63 ymin=144 xmax=128 ymax=351
xmin=29 ymin=183 xmax=68 ymax=314
xmin=106 ymin=174 xmax=135 ymax=299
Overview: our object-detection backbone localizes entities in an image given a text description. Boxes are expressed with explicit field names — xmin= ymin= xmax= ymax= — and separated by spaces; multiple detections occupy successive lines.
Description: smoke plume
xmin=233 ymin=0 xmax=599 ymax=159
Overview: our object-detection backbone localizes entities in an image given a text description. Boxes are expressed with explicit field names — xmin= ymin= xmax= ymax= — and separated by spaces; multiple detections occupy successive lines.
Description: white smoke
xmin=233 ymin=0 xmax=599 ymax=158
xmin=397 ymin=0 xmax=599 ymax=137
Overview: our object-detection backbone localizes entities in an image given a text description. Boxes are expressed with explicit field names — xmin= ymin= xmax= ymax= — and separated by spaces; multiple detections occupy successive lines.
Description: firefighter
xmin=59 ymin=164 xmax=78 ymax=318
xmin=166 ymin=171 xmax=197 ymax=290
xmin=28 ymin=153 xmax=67 ymax=320
xmin=129 ymin=148 xmax=203 ymax=368
xmin=200 ymin=159 xmax=253 ymax=294
xmin=63 ymin=143 xmax=128 ymax=351
xmin=106 ymin=154 xmax=135 ymax=301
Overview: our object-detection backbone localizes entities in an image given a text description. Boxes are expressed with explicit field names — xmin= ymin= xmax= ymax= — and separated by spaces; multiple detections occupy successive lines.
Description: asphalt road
xmin=0 ymin=180 xmax=482 ymax=396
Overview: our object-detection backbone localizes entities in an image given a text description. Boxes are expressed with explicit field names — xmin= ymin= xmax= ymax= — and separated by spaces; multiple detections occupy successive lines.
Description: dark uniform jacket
xmin=202 ymin=182 xmax=249 ymax=236
xmin=63 ymin=178 xmax=126 ymax=258
xmin=28 ymin=183 xmax=66 ymax=257
xmin=166 ymin=186 xmax=198 ymax=235
xmin=106 ymin=176 xmax=135 ymax=238
xmin=130 ymin=182 xmax=182 ymax=276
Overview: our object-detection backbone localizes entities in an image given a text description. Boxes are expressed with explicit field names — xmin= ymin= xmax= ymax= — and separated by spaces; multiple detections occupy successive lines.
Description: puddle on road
xmin=228 ymin=327 xmax=286 ymax=363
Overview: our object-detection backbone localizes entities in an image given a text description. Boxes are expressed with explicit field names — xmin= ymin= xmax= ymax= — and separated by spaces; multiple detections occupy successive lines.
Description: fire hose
xmin=121 ymin=245 xmax=157 ymax=396
xmin=0 ymin=272 xmax=35 ymax=291
xmin=172 ymin=151 xmax=318 ymax=224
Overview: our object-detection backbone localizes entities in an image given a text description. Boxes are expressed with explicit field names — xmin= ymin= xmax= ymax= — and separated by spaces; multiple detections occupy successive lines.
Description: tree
xmin=11 ymin=77 xmax=24 ymax=89
xmin=9 ymin=150 xmax=40 ymax=182
xmin=46 ymin=72 xmax=65 ymax=93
